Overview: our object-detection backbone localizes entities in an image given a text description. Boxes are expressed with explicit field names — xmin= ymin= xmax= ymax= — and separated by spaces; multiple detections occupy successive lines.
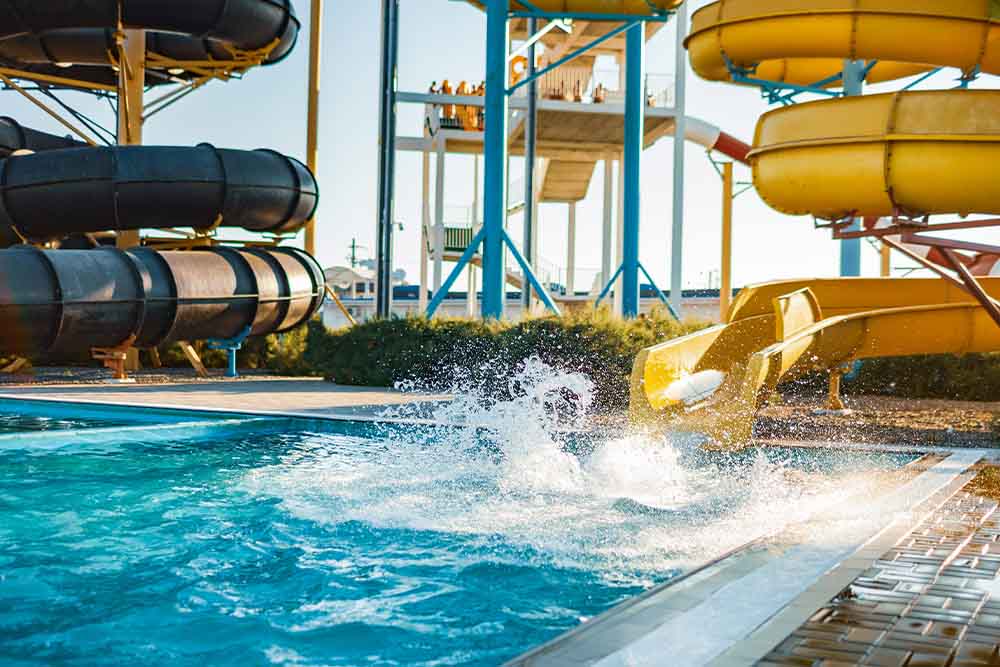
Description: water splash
xmin=243 ymin=357 xmax=911 ymax=584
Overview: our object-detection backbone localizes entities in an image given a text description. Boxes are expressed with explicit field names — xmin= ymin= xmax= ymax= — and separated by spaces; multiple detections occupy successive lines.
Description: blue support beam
xmin=426 ymin=228 xmax=487 ymax=318
xmin=481 ymin=0 xmax=509 ymax=319
xmin=206 ymin=326 xmax=252 ymax=379
xmin=504 ymin=231 xmax=560 ymax=315
xmin=639 ymin=262 xmax=680 ymax=320
xmin=621 ymin=21 xmax=644 ymax=318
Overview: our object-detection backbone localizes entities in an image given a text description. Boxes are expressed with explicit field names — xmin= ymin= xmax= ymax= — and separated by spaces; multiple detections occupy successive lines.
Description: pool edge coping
xmin=504 ymin=448 xmax=994 ymax=667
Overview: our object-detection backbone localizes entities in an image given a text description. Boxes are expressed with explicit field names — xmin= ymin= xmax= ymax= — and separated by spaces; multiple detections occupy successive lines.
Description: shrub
xmin=150 ymin=326 xmax=311 ymax=374
xmin=302 ymin=308 xmax=708 ymax=412
xmin=846 ymin=353 xmax=1000 ymax=402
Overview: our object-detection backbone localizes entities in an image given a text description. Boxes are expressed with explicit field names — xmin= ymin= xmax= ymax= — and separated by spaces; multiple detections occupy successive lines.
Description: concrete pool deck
xmin=0 ymin=378 xmax=449 ymax=420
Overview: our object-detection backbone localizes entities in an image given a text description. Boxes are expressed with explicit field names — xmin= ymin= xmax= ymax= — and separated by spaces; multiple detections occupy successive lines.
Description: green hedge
xmin=846 ymin=353 xmax=1000 ymax=402
xmin=302 ymin=308 xmax=707 ymax=412
xmin=148 ymin=326 xmax=311 ymax=375
xmin=18 ymin=326 xmax=311 ymax=375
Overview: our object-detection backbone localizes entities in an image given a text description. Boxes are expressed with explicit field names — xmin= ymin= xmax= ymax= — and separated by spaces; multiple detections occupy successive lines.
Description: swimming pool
xmin=0 ymin=386 xmax=915 ymax=666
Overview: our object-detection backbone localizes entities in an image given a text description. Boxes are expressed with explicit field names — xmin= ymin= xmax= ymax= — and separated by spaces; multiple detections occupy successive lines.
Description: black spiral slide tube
xmin=0 ymin=0 xmax=299 ymax=86
xmin=0 ymin=245 xmax=326 ymax=357
xmin=0 ymin=116 xmax=84 ymax=156
xmin=0 ymin=144 xmax=319 ymax=240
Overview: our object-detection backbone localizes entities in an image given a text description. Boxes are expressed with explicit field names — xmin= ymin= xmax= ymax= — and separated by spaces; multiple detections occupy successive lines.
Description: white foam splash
xmin=242 ymin=358 xmax=906 ymax=583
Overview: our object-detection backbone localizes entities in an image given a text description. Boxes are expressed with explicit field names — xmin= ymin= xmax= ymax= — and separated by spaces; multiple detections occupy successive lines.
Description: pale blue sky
xmin=4 ymin=1 xmax=989 ymax=290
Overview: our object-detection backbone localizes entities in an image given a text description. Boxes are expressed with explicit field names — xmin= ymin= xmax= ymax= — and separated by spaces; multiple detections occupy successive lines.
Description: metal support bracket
xmin=206 ymin=326 xmax=252 ymax=379
xmin=425 ymin=227 xmax=560 ymax=318
xmin=508 ymin=18 xmax=571 ymax=61
xmin=593 ymin=261 xmax=679 ymax=320
xmin=91 ymin=335 xmax=138 ymax=382
xmin=940 ymin=248 xmax=1000 ymax=328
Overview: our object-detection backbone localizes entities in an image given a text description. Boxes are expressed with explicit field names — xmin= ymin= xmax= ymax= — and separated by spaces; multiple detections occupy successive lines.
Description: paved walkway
xmin=758 ymin=478 xmax=1000 ymax=666
xmin=0 ymin=379 xmax=449 ymax=420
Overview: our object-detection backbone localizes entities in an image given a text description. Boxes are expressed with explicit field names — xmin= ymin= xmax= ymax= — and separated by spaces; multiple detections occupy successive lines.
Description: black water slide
xmin=0 ymin=245 xmax=325 ymax=357
xmin=0 ymin=1 xmax=299 ymax=86
xmin=0 ymin=2 xmax=327 ymax=358
xmin=0 ymin=143 xmax=319 ymax=241
xmin=0 ymin=116 xmax=83 ymax=156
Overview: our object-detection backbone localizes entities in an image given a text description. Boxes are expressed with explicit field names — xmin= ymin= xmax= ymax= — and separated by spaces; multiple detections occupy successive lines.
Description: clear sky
xmin=4 ymin=1 xmax=993 ymax=291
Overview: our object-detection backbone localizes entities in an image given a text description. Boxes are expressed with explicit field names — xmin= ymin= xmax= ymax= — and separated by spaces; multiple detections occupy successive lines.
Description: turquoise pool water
xmin=0 ymin=392 xmax=914 ymax=666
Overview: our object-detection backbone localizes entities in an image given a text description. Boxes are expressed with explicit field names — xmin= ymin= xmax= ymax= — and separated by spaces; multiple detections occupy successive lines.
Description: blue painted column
xmin=481 ymin=0 xmax=509 ymax=319
xmin=622 ymin=21 xmax=644 ymax=318
xmin=839 ymin=59 xmax=864 ymax=277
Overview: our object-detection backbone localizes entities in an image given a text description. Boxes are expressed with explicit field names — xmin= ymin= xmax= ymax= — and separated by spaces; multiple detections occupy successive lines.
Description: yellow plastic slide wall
xmin=751 ymin=90 xmax=1000 ymax=220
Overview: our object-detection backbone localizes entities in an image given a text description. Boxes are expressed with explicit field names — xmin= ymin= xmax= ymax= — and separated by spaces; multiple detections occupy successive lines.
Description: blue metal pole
xmin=839 ymin=59 xmax=864 ymax=277
xmin=482 ymin=0 xmax=509 ymax=319
xmin=622 ymin=21 xmax=644 ymax=318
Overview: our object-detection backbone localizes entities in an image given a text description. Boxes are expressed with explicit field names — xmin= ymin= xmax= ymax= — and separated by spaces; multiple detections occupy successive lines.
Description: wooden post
xmin=92 ymin=335 xmax=138 ymax=382
xmin=304 ymin=0 xmax=323 ymax=256
xmin=178 ymin=342 xmax=209 ymax=378
xmin=828 ymin=368 xmax=847 ymax=411
xmin=116 ymin=28 xmax=145 ymax=251
xmin=116 ymin=28 xmax=145 ymax=372
xmin=720 ymin=161 xmax=734 ymax=321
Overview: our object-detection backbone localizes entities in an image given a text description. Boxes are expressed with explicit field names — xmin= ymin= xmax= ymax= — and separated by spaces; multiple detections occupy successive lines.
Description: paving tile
xmin=756 ymin=475 xmax=1000 ymax=667
xmin=861 ymin=648 xmax=910 ymax=666
xmin=905 ymin=654 xmax=953 ymax=667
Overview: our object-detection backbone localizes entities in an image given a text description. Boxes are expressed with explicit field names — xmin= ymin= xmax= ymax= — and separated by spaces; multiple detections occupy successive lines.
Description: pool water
xmin=0 ymin=371 xmax=915 ymax=667
xmin=0 ymin=412 xmax=132 ymax=434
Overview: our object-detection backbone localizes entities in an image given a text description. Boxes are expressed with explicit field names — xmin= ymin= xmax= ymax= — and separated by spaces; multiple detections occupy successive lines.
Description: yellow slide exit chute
xmin=631 ymin=279 xmax=1000 ymax=447
xmin=686 ymin=0 xmax=1000 ymax=87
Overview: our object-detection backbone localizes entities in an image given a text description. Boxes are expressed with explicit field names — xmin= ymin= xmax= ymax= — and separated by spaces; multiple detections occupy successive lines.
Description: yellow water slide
xmin=631 ymin=279 xmax=1000 ymax=447
xmin=752 ymin=90 xmax=1000 ymax=220
xmin=685 ymin=0 xmax=1000 ymax=86
xmin=630 ymin=0 xmax=1000 ymax=446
